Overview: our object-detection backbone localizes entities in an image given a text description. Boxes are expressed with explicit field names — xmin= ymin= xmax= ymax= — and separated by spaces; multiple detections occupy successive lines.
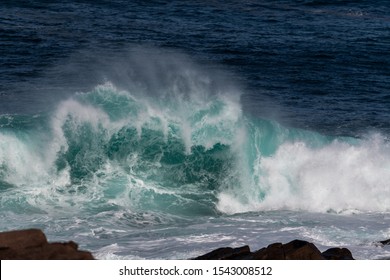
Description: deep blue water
xmin=1 ymin=0 xmax=390 ymax=259
xmin=2 ymin=0 xmax=390 ymax=135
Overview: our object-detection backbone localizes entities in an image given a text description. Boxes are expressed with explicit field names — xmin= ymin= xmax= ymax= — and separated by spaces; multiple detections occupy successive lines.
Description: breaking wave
xmin=1 ymin=55 xmax=390 ymax=218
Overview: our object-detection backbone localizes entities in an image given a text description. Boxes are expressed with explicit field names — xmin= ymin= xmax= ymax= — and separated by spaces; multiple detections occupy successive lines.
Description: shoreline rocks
xmin=194 ymin=240 xmax=354 ymax=260
xmin=0 ymin=228 xmax=358 ymax=260
xmin=0 ymin=229 xmax=94 ymax=260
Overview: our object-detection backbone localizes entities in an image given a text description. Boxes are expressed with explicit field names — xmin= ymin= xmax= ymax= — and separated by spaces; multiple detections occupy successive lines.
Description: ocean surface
xmin=1 ymin=0 xmax=390 ymax=259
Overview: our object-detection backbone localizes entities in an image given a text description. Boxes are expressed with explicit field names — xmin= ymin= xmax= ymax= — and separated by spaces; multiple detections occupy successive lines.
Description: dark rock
xmin=378 ymin=239 xmax=390 ymax=245
xmin=253 ymin=240 xmax=324 ymax=260
xmin=283 ymin=240 xmax=324 ymax=260
xmin=253 ymin=242 xmax=285 ymax=260
xmin=194 ymin=245 xmax=251 ymax=260
xmin=195 ymin=240 xmax=356 ymax=260
xmin=0 ymin=229 xmax=94 ymax=260
xmin=321 ymin=248 xmax=354 ymax=260
xmin=0 ymin=229 xmax=47 ymax=250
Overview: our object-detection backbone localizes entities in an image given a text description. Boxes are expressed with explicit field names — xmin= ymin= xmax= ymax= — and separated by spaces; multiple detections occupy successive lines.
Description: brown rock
xmin=0 ymin=229 xmax=47 ymax=250
xmin=253 ymin=243 xmax=285 ymax=260
xmin=253 ymin=240 xmax=324 ymax=260
xmin=321 ymin=248 xmax=354 ymax=260
xmin=283 ymin=240 xmax=324 ymax=260
xmin=195 ymin=240 xmax=327 ymax=260
xmin=0 ymin=229 xmax=94 ymax=260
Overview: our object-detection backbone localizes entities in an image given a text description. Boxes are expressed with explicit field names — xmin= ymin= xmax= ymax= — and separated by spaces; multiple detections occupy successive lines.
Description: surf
xmin=1 ymin=53 xmax=390 ymax=219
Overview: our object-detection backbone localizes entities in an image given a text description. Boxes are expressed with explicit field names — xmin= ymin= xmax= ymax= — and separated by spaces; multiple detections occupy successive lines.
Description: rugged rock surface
xmin=0 ymin=229 xmax=94 ymax=260
xmin=194 ymin=240 xmax=354 ymax=260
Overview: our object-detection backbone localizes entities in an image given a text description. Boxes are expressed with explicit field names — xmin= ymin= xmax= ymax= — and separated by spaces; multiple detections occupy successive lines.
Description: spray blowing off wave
xmin=1 ymin=53 xmax=390 ymax=217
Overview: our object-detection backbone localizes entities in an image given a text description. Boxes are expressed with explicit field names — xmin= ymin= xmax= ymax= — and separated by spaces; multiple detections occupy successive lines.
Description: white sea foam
xmin=0 ymin=133 xmax=50 ymax=187
xmin=217 ymin=133 xmax=390 ymax=214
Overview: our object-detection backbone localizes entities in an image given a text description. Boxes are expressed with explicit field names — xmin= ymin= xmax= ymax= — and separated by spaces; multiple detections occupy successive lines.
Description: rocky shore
xmin=0 ymin=229 xmax=94 ymax=260
xmin=194 ymin=240 xmax=354 ymax=260
xmin=0 ymin=228 xmax=388 ymax=260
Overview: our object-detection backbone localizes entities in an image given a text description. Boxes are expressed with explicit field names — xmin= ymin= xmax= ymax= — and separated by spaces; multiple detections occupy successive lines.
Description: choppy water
xmin=1 ymin=0 xmax=390 ymax=259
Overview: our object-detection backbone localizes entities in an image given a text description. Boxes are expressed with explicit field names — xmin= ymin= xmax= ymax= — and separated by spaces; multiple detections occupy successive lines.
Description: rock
xmin=195 ymin=240 xmax=355 ymax=260
xmin=252 ymin=242 xmax=285 ymax=260
xmin=0 ymin=229 xmax=94 ymax=260
xmin=194 ymin=245 xmax=251 ymax=260
xmin=283 ymin=240 xmax=324 ymax=260
xmin=321 ymin=248 xmax=354 ymax=260
xmin=0 ymin=229 xmax=47 ymax=250
xmin=378 ymin=239 xmax=390 ymax=245
xmin=253 ymin=240 xmax=324 ymax=260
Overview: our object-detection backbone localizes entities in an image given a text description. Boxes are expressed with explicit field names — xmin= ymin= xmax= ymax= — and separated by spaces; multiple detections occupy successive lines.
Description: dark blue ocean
xmin=1 ymin=0 xmax=390 ymax=259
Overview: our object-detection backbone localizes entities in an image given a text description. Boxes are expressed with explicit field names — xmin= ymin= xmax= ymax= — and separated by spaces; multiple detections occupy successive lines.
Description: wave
xmin=1 ymin=56 xmax=390 ymax=217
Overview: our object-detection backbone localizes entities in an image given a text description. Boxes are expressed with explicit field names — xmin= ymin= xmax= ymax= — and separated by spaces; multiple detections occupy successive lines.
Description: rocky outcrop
xmin=194 ymin=240 xmax=354 ymax=260
xmin=254 ymin=240 xmax=324 ymax=260
xmin=321 ymin=248 xmax=354 ymax=260
xmin=0 ymin=229 xmax=94 ymax=260
xmin=378 ymin=239 xmax=390 ymax=246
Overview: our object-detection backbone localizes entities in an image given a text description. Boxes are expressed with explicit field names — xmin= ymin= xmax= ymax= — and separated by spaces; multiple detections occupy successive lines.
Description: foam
xmin=217 ymin=133 xmax=390 ymax=213
xmin=0 ymin=133 xmax=50 ymax=187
